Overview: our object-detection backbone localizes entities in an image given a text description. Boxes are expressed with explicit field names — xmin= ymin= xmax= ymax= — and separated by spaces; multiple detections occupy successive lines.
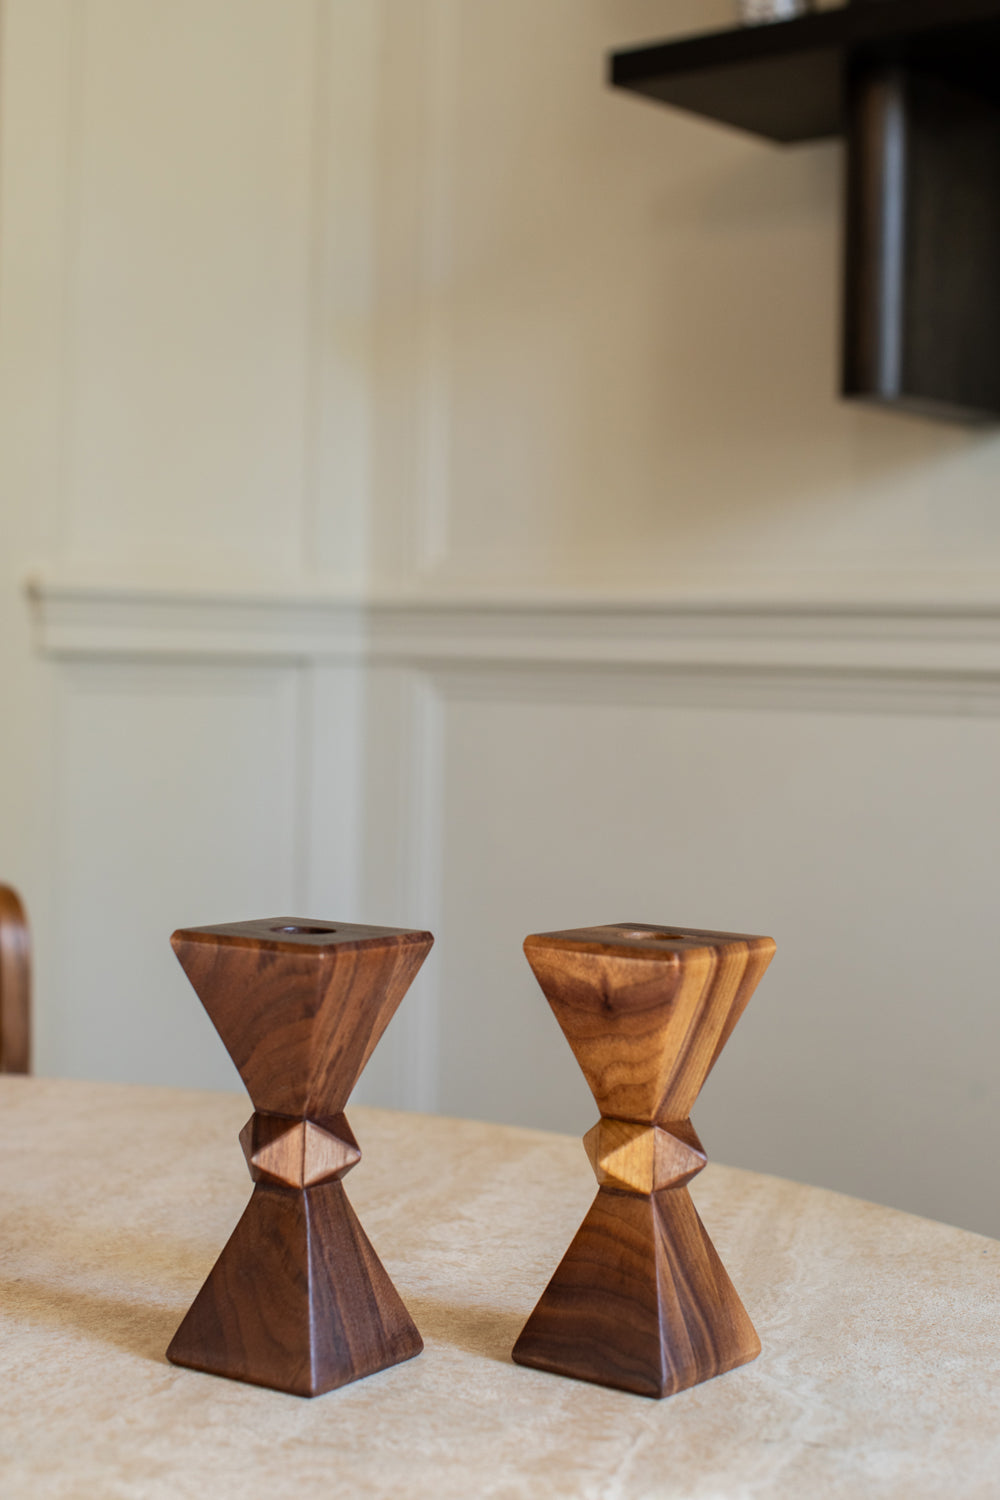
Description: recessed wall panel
xmin=433 ymin=684 xmax=1000 ymax=1238
xmin=63 ymin=0 xmax=317 ymax=577
xmin=45 ymin=661 xmax=302 ymax=1089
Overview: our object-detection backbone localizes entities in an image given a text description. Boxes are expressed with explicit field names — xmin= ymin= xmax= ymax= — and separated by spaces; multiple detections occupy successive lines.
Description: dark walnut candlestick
xmin=512 ymin=922 xmax=775 ymax=1399
xmin=166 ymin=917 xmax=433 ymax=1396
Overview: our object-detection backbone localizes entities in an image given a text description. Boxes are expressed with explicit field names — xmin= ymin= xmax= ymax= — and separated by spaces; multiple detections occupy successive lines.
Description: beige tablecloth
xmin=0 ymin=1076 xmax=997 ymax=1498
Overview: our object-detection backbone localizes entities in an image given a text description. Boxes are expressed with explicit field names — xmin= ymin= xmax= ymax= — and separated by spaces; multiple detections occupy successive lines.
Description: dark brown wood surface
xmin=167 ymin=1179 xmax=422 ymax=1397
xmin=609 ymin=1 xmax=1000 ymax=144
xmin=610 ymin=0 xmax=1000 ymax=423
xmin=170 ymin=919 xmax=432 ymax=1117
xmin=0 ymin=884 xmax=31 ymax=1075
xmin=843 ymin=60 xmax=1000 ymax=422
xmin=512 ymin=922 xmax=775 ymax=1399
xmin=167 ymin=917 xmax=432 ymax=1396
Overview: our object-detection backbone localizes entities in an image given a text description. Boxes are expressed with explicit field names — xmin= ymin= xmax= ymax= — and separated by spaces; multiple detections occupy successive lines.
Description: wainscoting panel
xmin=351 ymin=665 xmax=446 ymax=1110
xmin=11 ymin=0 xmax=1000 ymax=1250
xmin=31 ymin=580 xmax=1000 ymax=1236
xmin=58 ymin=0 xmax=325 ymax=580
xmin=429 ymin=677 xmax=1000 ymax=1237
xmin=45 ymin=660 xmax=306 ymax=1090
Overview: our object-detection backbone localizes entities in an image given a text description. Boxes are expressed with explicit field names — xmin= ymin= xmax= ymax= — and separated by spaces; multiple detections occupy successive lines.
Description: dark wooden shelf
xmin=610 ymin=0 xmax=1000 ymax=144
xmin=609 ymin=0 xmax=1000 ymax=423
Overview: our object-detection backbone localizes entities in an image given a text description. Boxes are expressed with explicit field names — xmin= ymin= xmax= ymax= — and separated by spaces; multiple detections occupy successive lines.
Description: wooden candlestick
xmin=166 ymin=917 xmax=433 ymax=1396
xmin=511 ymin=922 xmax=775 ymax=1399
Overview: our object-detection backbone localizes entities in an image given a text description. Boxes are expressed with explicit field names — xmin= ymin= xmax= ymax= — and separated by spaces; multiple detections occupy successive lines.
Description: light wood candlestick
xmin=512 ymin=922 xmax=775 ymax=1399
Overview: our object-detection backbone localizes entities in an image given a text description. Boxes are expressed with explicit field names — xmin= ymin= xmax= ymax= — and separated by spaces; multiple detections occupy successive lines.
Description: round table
xmin=0 ymin=1077 xmax=997 ymax=1498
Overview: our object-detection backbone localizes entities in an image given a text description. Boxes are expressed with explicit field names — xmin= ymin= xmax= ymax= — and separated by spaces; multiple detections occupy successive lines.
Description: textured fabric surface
xmin=0 ymin=1076 xmax=997 ymax=1498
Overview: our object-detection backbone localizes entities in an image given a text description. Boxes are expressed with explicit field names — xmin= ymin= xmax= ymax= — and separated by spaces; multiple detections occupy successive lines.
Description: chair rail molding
xmin=27 ymin=573 xmax=1000 ymax=716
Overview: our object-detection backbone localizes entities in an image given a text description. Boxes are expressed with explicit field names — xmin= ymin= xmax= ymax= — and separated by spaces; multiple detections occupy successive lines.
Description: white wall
xmin=3 ymin=0 xmax=1000 ymax=1237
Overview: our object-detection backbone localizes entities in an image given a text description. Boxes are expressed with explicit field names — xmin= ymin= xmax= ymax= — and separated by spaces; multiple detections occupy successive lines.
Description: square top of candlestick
xmin=524 ymin=923 xmax=774 ymax=960
xmin=522 ymin=922 xmax=775 ymax=1121
xmin=173 ymin=917 xmax=432 ymax=952
xmin=170 ymin=918 xmax=434 ymax=1116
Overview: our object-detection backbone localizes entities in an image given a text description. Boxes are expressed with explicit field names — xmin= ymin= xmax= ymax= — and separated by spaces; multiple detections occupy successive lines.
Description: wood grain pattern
xmin=167 ymin=918 xmax=432 ymax=1396
xmin=512 ymin=921 xmax=775 ymax=1399
xmin=583 ymin=1119 xmax=706 ymax=1194
xmin=0 ymin=884 xmax=31 ymax=1075
xmin=238 ymin=1112 xmax=361 ymax=1188
xmin=167 ymin=1180 xmax=422 ymax=1397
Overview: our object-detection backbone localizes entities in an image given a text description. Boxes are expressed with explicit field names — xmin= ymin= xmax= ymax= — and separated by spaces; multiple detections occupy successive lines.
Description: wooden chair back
xmin=0 ymin=885 xmax=31 ymax=1073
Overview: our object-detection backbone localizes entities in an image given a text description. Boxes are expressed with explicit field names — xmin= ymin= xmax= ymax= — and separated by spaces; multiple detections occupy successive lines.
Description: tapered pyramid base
xmin=167 ymin=1179 xmax=422 ymax=1396
xmin=512 ymin=1186 xmax=759 ymax=1398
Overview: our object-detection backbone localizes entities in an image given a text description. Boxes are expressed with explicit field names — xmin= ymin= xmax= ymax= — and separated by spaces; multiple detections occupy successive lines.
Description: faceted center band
xmin=239 ymin=1110 xmax=362 ymax=1189
xmin=583 ymin=1117 xmax=707 ymax=1194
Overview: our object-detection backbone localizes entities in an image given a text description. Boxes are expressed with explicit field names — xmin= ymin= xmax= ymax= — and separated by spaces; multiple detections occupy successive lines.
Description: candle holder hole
xmin=271 ymin=924 xmax=338 ymax=935
xmin=612 ymin=927 xmax=687 ymax=942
